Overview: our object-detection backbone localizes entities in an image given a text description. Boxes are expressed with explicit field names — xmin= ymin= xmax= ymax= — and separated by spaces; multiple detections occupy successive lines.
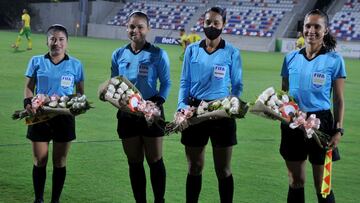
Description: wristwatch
xmin=335 ymin=128 xmax=344 ymax=136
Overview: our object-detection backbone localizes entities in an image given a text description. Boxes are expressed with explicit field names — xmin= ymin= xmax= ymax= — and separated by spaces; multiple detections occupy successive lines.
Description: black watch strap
xmin=335 ymin=128 xmax=344 ymax=136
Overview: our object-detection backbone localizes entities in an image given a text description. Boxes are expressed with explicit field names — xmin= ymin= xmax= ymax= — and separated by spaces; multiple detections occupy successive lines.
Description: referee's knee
xmin=188 ymin=162 xmax=204 ymax=176
xmin=34 ymin=157 xmax=48 ymax=167
xmin=289 ymin=178 xmax=305 ymax=188
xmin=53 ymin=156 xmax=67 ymax=168
xmin=215 ymin=167 xmax=232 ymax=179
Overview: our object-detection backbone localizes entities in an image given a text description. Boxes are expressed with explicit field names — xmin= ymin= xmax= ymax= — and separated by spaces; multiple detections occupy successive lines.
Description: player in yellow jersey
xmin=179 ymin=28 xmax=189 ymax=61
xmin=187 ymin=28 xmax=201 ymax=45
xmin=295 ymin=31 xmax=304 ymax=50
xmin=12 ymin=9 xmax=32 ymax=50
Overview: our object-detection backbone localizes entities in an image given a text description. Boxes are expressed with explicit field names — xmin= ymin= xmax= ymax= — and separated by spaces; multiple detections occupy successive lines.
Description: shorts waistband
xmin=188 ymin=97 xmax=212 ymax=107
xmin=306 ymin=109 xmax=331 ymax=115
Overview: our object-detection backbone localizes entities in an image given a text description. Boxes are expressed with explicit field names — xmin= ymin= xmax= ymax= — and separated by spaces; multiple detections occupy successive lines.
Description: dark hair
xmin=305 ymin=9 xmax=336 ymax=51
xmin=47 ymin=24 xmax=68 ymax=39
xmin=128 ymin=11 xmax=150 ymax=26
xmin=205 ymin=7 xmax=226 ymax=23
xmin=179 ymin=28 xmax=185 ymax=32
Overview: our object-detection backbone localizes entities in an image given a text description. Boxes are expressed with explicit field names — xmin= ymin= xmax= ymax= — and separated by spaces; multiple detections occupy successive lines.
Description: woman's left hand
xmin=328 ymin=132 xmax=342 ymax=148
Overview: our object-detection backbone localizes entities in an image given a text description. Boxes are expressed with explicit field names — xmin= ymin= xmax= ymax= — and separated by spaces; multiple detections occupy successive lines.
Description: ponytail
xmin=323 ymin=32 xmax=337 ymax=51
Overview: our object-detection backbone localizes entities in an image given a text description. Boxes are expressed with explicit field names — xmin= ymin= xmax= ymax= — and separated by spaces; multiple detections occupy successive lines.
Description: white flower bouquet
xmin=12 ymin=94 xmax=92 ymax=125
xmin=250 ymin=87 xmax=331 ymax=149
xmin=165 ymin=96 xmax=248 ymax=134
xmin=98 ymin=76 xmax=161 ymax=125
xmin=249 ymin=87 xmax=299 ymax=123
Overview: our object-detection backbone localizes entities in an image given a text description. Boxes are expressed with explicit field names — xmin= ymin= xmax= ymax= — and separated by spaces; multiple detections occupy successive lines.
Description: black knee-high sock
xmin=33 ymin=165 xmax=46 ymax=201
xmin=186 ymin=174 xmax=202 ymax=203
xmin=287 ymin=186 xmax=304 ymax=203
xmin=51 ymin=166 xmax=66 ymax=203
xmin=218 ymin=174 xmax=234 ymax=203
xmin=149 ymin=158 xmax=166 ymax=203
xmin=129 ymin=162 xmax=147 ymax=203
xmin=317 ymin=190 xmax=335 ymax=203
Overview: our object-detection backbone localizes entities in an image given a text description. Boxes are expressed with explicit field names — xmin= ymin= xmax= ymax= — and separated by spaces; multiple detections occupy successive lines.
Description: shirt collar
xmin=199 ymin=39 xmax=225 ymax=49
xmin=126 ymin=41 xmax=151 ymax=55
xmin=44 ymin=53 xmax=69 ymax=65
xmin=299 ymin=46 xmax=328 ymax=61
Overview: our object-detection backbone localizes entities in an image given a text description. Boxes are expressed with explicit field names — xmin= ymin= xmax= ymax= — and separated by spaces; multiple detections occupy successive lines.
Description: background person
xmin=295 ymin=31 xmax=305 ymax=49
xmin=177 ymin=7 xmax=243 ymax=203
xmin=110 ymin=11 xmax=171 ymax=203
xmin=12 ymin=8 xmax=32 ymax=50
xmin=24 ymin=24 xmax=85 ymax=203
xmin=187 ymin=28 xmax=201 ymax=45
xmin=179 ymin=28 xmax=189 ymax=61
xmin=280 ymin=9 xmax=346 ymax=203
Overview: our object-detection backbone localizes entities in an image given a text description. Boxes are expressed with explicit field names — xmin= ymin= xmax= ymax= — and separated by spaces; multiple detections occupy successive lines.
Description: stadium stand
xmin=157 ymin=0 xmax=208 ymax=3
xmin=107 ymin=0 xmax=299 ymax=37
xmin=192 ymin=0 xmax=297 ymax=37
xmin=329 ymin=0 xmax=360 ymax=41
xmin=107 ymin=1 xmax=201 ymax=30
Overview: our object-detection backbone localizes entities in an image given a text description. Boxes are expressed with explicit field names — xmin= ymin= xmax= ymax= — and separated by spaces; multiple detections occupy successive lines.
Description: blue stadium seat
xmin=329 ymin=0 xmax=360 ymax=41
xmin=107 ymin=1 xmax=199 ymax=30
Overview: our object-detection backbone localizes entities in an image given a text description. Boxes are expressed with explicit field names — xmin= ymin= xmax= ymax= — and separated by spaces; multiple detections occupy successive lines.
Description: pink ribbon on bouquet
xmin=289 ymin=111 xmax=321 ymax=138
xmin=31 ymin=94 xmax=48 ymax=110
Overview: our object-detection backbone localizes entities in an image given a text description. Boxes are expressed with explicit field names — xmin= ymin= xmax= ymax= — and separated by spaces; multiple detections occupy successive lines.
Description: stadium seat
xmin=191 ymin=0 xmax=296 ymax=37
xmin=107 ymin=1 xmax=199 ymax=30
xmin=329 ymin=0 xmax=360 ymax=41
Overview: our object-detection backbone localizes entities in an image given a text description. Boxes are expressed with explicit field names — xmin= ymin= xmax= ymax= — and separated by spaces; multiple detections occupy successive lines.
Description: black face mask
xmin=204 ymin=26 xmax=222 ymax=40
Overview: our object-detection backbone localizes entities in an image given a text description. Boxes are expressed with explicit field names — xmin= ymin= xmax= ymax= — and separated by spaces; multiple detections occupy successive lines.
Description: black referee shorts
xmin=27 ymin=115 xmax=76 ymax=142
xmin=180 ymin=96 xmax=237 ymax=148
xmin=116 ymin=105 xmax=165 ymax=139
xmin=280 ymin=110 xmax=340 ymax=165
xmin=181 ymin=117 xmax=237 ymax=148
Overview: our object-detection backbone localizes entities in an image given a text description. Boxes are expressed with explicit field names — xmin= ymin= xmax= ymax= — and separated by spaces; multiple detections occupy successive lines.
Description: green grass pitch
xmin=0 ymin=30 xmax=359 ymax=202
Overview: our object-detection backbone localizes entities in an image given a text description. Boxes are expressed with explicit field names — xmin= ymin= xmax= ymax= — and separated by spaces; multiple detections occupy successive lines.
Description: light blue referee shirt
xmin=111 ymin=42 xmax=171 ymax=100
xmin=281 ymin=47 xmax=346 ymax=112
xmin=25 ymin=53 xmax=84 ymax=96
xmin=178 ymin=39 xmax=243 ymax=110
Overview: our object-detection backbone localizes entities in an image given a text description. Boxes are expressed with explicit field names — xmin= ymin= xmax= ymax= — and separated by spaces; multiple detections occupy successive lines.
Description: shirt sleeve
xmin=177 ymin=46 xmax=192 ymax=110
xmin=110 ymin=50 xmax=119 ymax=78
xmin=25 ymin=57 xmax=37 ymax=78
xmin=333 ymin=54 xmax=347 ymax=80
xmin=157 ymin=49 xmax=172 ymax=100
xmin=230 ymin=48 xmax=243 ymax=97
xmin=76 ymin=62 xmax=85 ymax=83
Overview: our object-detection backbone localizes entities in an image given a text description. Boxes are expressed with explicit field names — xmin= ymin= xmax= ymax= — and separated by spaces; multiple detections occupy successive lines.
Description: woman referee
xmin=24 ymin=24 xmax=85 ymax=203
xmin=110 ymin=11 xmax=171 ymax=203
xmin=280 ymin=9 xmax=346 ymax=203
xmin=177 ymin=7 xmax=243 ymax=203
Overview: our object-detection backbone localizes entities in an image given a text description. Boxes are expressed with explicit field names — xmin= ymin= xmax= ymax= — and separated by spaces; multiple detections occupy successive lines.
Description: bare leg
xmin=213 ymin=146 xmax=233 ymax=203
xmin=32 ymin=142 xmax=49 ymax=202
xmin=185 ymin=146 xmax=206 ymax=203
xmin=144 ymin=136 xmax=165 ymax=203
xmin=51 ymin=142 xmax=72 ymax=203
xmin=122 ymin=136 xmax=146 ymax=203
xmin=285 ymin=160 xmax=306 ymax=203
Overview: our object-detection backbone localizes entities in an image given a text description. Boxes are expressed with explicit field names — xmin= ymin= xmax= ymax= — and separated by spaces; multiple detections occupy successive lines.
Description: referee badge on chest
xmin=213 ymin=65 xmax=226 ymax=79
xmin=312 ymin=72 xmax=326 ymax=88
xmin=138 ymin=64 xmax=149 ymax=77
xmin=61 ymin=75 xmax=74 ymax=88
